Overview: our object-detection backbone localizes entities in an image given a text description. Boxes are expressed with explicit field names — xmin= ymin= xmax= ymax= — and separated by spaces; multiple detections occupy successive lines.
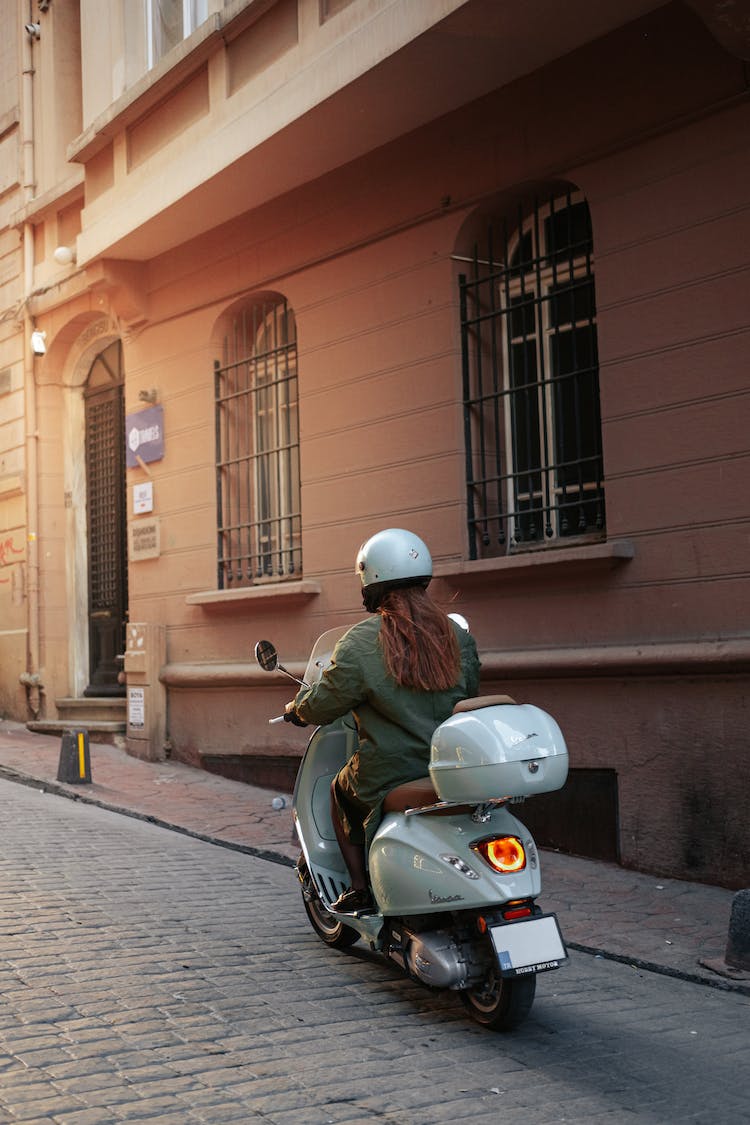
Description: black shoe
xmin=331 ymin=888 xmax=373 ymax=914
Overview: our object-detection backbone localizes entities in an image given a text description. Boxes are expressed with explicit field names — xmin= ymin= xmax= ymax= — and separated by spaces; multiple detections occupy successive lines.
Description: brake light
xmin=503 ymin=904 xmax=533 ymax=920
xmin=472 ymin=836 xmax=526 ymax=873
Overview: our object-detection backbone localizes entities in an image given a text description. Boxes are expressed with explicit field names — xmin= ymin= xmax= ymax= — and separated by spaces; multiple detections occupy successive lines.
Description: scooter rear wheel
xmin=298 ymin=856 xmax=359 ymax=950
xmin=460 ymin=973 xmax=536 ymax=1031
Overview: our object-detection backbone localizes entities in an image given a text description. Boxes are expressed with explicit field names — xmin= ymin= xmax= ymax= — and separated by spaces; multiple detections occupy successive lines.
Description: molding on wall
xmin=161 ymin=661 xmax=306 ymax=687
xmin=161 ymin=637 xmax=750 ymax=690
xmin=481 ymin=638 xmax=750 ymax=679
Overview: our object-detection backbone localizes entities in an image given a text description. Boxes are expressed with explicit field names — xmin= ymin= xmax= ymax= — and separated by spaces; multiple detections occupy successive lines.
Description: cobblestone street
xmin=0 ymin=777 xmax=748 ymax=1125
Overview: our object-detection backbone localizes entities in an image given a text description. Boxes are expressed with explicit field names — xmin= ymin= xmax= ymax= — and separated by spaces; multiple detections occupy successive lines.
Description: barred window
xmin=459 ymin=190 xmax=605 ymax=558
xmin=214 ymin=298 xmax=301 ymax=587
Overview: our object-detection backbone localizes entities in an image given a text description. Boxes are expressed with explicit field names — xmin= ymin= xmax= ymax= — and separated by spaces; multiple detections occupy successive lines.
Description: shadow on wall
xmin=520 ymin=768 xmax=620 ymax=863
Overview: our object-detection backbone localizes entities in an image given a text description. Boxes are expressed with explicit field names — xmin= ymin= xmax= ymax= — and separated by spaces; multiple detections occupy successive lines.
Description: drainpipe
xmin=20 ymin=8 xmax=42 ymax=718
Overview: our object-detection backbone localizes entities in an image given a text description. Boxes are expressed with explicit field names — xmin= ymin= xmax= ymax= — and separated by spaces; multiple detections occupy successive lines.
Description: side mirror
xmin=254 ymin=640 xmax=308 ymax=688
xmin=255 ymin=639 xmax=278 ymax=672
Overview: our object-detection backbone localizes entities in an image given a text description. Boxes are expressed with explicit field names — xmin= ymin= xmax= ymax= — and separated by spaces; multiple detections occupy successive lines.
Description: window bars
xmin=459 ymin=191 xmax=606 ymax=559
xmin=215 ymin=299 xmax=301 ymax=588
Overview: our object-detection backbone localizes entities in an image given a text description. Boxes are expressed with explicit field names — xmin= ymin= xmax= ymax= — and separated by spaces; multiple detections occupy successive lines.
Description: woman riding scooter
xmin=284 ymin=528 xmax=480 ymax=914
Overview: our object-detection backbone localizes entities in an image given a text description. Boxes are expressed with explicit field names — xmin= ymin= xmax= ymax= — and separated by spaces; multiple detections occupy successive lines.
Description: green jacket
xmin=293 ymin=616 xmax=480 ymax=842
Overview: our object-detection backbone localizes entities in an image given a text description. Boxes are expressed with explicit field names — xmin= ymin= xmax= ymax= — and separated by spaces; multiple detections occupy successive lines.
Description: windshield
xmin=303 ymin=625 xmax=350 ymax=687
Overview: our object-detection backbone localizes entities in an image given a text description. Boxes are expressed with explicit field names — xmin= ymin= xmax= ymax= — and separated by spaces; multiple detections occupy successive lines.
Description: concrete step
xmin=26 ymin=720 xmax=126 ymax=748
xmin=28 ymin=697 xmax=127 ymax=748
xmin=55 ymin=697 xmax=127 ymax=723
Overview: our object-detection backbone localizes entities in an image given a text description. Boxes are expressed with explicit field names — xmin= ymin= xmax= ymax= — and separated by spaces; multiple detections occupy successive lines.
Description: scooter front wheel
xmin=460 ymin=972 xmax=536 ymax=1031
xmin=297 ymin=856 xmax=359 ymax=950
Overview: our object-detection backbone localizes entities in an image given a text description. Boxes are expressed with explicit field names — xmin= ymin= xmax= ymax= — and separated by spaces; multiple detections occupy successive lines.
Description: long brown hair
xmin=378 ymin=585 xmax=461 ymax=691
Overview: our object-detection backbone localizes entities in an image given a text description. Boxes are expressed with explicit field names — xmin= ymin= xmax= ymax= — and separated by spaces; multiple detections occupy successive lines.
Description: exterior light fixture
xmin=30 ymin=330 xmax=47 ymax=355
xmin=53 ymin=245 xmax=76 ymax=266
xmin=24 ymin=22 xmax=41 ymax=38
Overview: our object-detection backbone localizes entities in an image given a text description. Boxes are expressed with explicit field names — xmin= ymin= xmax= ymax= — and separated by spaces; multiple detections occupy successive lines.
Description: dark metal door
xmin=84 ymin=344 xmax=127 ymax=696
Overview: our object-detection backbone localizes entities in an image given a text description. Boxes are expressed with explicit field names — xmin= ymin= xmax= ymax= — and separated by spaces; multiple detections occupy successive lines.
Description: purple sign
xmin=126 ymin=405 xmax=164 ymax=468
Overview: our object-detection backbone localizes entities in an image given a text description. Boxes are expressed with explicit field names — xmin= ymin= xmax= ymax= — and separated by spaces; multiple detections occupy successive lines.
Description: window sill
xmin=186 ymin=579 xmax=321 ymax=608
xmin=0 ymin=474 xmax=24 ymax=499
xmin=434 ymin=539 xmax=634 ymax=582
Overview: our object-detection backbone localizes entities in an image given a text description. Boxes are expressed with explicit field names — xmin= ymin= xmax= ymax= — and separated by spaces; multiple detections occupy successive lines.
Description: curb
xmin=566 ymin=942 xmax=750 ymax=999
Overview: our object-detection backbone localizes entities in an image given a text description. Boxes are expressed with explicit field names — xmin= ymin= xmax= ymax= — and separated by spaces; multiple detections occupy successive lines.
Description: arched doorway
xmin=83 ymin=340 xmax=128 ymax=696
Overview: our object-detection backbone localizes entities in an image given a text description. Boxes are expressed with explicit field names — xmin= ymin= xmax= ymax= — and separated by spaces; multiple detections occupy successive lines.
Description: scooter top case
xmin=430 ymin=698 xmax=569 ymax=803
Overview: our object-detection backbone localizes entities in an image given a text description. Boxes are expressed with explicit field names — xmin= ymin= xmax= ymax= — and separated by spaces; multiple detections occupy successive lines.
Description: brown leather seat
xmin=382 ymin=777 xmax=437 ymax=814
xmin=382 ymin=776 xmax=473 ymax=817
xmin=452 ymin=693 xmax=516 ymax=714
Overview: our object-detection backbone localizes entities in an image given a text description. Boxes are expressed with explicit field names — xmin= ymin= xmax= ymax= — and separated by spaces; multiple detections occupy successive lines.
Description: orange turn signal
xmin=472 ymin=835 xmax=526 ymax=874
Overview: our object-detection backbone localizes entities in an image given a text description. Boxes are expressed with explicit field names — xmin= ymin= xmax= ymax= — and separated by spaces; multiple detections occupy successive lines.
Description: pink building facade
xmin=1 ymin=0 xmax=748 ymax=886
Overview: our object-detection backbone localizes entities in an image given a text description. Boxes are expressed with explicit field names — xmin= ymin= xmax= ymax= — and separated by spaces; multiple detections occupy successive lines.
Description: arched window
xmin=214 ymin=297 xmax=300 ymax=587
xmin=459 ymin=189 xmax=605 ymax=557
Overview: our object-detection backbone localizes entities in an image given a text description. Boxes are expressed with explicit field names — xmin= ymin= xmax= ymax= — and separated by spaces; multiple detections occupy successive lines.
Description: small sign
xmin=128 ymin=687 xmax=145 ymax=730
xmin=133 ymin=481 xmax=153 ymax=515
xmin=125 ymin=405 xmax=164 ymax=468
xmin=129 ymin=517 xmax=160 ymax=561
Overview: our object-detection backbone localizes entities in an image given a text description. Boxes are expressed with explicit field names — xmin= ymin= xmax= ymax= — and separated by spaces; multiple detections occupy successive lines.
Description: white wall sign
xmin=133 ymin=481 xmax=154 ymax=514
xmin=128 ymin=686 xmax=145 ymax=729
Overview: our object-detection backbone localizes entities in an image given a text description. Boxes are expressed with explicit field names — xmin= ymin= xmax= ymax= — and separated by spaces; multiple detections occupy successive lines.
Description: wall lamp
xmin=53 ymin=245 xmax=76 ymax=266
xmin=30 ymin=330 xmax=47 ymax=356
xmin=24 ymin=22 xmax=41 ymax=39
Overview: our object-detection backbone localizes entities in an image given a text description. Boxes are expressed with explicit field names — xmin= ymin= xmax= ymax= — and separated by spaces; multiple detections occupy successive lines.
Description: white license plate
xmin=490 ymin=914 xmax=567 ymax=977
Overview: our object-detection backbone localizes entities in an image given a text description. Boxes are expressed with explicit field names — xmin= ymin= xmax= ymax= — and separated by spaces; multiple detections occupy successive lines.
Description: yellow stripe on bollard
xmin=57 ymin=729 xmax=91 ymax=785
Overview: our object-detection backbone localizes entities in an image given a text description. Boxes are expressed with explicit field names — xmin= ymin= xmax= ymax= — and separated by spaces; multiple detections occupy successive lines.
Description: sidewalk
xmin=0 ymin=718 xmax=746 ymax=997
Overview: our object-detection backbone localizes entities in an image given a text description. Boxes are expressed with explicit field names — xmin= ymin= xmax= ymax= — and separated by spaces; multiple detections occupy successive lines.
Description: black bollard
xmin=700 ymin=887 xmax=750 ymax=980
xmin=725 ymin=889 xmax=750 ymax=972
xmin=57 ymin=729 xmax=92 ymax=785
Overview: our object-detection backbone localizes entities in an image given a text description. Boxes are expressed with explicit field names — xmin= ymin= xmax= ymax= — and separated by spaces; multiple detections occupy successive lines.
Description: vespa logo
xmin=429 ymin=890 xmax=464 ymax=905
xmin=509 ymin=731 xmax=538 ymax=747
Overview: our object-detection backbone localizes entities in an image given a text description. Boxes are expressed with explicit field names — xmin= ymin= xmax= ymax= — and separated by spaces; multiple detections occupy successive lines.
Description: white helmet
xmin=356 ymin=528 xmax=432 ymax=611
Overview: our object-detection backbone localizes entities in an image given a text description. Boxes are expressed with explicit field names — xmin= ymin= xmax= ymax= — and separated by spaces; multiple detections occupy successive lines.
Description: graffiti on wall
xmin=0 ymin=535 xmax=25 ymax=583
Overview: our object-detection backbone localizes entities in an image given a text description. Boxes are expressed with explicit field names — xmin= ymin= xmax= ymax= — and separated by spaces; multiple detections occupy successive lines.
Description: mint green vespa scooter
xmin=256 ymin=625 xmax=568 ymax=1031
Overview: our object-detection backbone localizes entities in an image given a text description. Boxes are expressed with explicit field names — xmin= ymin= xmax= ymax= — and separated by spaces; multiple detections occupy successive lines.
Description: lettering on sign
xmin=133 ymin=481 xmax=153 ymax=514
xmin=129 ymin=518 xmax=160 ymax=561
xmin=125 ymin=405 xmax=164 ymax=468
xmin=128 ymin=687 xmax=145 ymax=730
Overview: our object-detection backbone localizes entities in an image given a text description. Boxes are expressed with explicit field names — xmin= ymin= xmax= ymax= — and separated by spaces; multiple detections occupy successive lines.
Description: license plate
xmin=490 ymin=914 xmax=567 ymax=977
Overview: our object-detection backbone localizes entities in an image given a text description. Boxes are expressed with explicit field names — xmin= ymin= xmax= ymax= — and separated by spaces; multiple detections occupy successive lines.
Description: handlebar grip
xmin=268 ymin=715 xmax=286 ymax=724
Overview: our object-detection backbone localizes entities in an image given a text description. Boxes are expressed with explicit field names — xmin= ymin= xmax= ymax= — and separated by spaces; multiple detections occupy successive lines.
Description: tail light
xmin=471 ymin=835 xmax=526 ymax=873
xmin=503 ymin=901 xmax=533 ymax=920
xmin=475 ymin=900 xmax=533 ymax=933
